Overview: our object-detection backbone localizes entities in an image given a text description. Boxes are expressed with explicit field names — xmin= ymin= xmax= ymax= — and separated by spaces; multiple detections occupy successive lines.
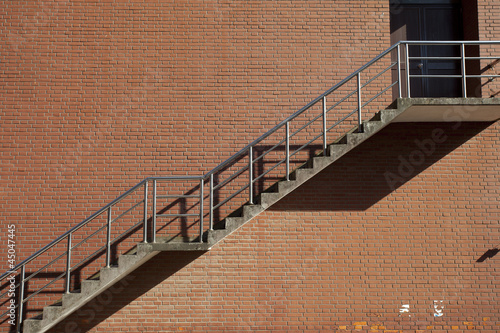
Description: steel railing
xmin=1 ymin=40 xmax=498 ymax=331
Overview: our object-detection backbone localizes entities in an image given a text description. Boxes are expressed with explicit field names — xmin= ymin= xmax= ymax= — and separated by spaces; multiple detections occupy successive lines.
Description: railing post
xmin=405 ymin=42 xmax=411 ymax=98
xmin=461 ymin=42 xmax=467 ymax=98
xmin=397 ymin=43 xmax=402 ymax=98
xmin=199 ymin=178 xmax=204 ymax=243
xmin=17 ymin=265 xmax=25 ymax=332
xmin=65 ymin=233 xmax=72 ymax=294
xmin=105 ymin=206 xmax=112 ymax=267
xmin=285 ymin=122 xmax=290 ymax=181
xmin=143 ymin=181 xmax=148 ymax=243
xmin=357 ymin=72 xmax=362 ymax=132
xmin=249 ymin=146 xmax=253 ymax=204
xmin=322 ymin=96 xmax=327 ymax=156
xmin=209 ymin=174 xmax=214 ymax=230
xmin=152 ymin=179 xmax=157 ymax=243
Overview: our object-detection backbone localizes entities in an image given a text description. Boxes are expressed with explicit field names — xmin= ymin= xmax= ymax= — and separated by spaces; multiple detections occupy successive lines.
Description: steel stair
xmin=22 ymin=106 xmax=404 ymax=333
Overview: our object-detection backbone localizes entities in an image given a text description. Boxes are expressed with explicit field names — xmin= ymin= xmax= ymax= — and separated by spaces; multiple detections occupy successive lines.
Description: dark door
xmin=391 ymin=1 xmax=463 ymax=97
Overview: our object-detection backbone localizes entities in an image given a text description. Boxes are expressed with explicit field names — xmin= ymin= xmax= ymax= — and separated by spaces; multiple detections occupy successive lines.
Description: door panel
xmin=390 ymin=2 xmax=463 ymax=97
xmin=424 ymin=6 xmax=463 ymax=97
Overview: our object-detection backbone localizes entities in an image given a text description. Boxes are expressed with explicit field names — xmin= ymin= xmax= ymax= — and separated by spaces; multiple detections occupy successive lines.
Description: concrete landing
xmin=393 ymin=98 xmax=500 ymax=123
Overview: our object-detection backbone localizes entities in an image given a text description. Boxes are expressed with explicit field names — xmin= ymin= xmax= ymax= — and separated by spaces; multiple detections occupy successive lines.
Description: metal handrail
xmin=2 ymin=40 xmax=499 ymax=331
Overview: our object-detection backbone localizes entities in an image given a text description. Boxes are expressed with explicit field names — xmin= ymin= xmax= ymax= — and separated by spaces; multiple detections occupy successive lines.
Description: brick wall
xmin=0 ymin=0 xmax=499 ymax=331
xmin=477 ymin=0 xmax=500 ymax=97
xmin=49 ymin=121 xmax=500 ymax=332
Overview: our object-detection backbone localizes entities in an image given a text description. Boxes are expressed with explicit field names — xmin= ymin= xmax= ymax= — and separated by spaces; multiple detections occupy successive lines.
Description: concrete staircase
xmin=22 ymin=103 xmax=405 ymax=333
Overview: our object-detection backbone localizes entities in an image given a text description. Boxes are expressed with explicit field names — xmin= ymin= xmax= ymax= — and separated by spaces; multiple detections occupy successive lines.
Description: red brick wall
xmin=48 ymin=121 xmax=500 ymax=332
xmin=0 ymin=0 xmax=499 ymax=331
xmin=477 ymin=0 xmax=500 ymax=97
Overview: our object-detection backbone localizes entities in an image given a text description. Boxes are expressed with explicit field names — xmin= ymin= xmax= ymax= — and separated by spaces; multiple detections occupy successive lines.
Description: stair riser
xmin=380 ymin=110 xmax=400 ymax=123
xmin=259 ymin=192 xmax=282 ymax=209
xmin=293 ymin=169 xmax=315 ymax=183
xmin=207 ymin=230 xmax=228 ymax=244
xmin=22 ymin=319 xmax=41 ymax=333
xmin=81 ymin=280 xmax=101 ymax=296
xmin=117 ymin=255 xmax=139 ymax=270
xmin=223 ymin=217 xmax=245 ymax=231
xmin=242 ymin=205 xmax=264 ymax=218
xmin=41 ymin=307 xmax=63 ymax=327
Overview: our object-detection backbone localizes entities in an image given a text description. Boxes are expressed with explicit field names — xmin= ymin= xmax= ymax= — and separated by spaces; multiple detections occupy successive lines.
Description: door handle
xmin=417 ymin=63 xmax=424 ymax=69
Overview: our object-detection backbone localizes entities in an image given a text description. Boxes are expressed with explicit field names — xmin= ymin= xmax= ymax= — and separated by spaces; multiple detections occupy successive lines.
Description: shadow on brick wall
xmin=269 ymin=122 xmax=495 ymax=211
xmin=44 ymin=121 xmax=496 ymax=332
xmin=47 ymin=251 xmax=205 ymax=333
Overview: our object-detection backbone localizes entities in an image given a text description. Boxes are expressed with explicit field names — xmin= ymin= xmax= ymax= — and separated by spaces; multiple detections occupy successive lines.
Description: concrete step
xmin=380 ymin=108 xmax=400 ymax=122
xmin=207 ymin=229 xmax=229 ymax=244
xmin=242 ymin=204 xmax=265 ymax=219
xmin=23 ymin=318 xmax=41 ymax=333
xmin=328 ymin=143 xmax=348 ymax=159
xmin=117 ymin=254 xmax=139 ymax=270
xmin=259 ymin=192 xmax=282 ymax=209
xmin=40 ymin=305 xmax=63 ymax=327
xmin=81 ymin=280 xmax=101 ymax=295
xmin=364 ymin=120 xmax=383 ymax=134
xmin=61 ymin=292 xmax=81 ymax=310
xmin=223 ymin=216 xmax=245 ymax=231
xmin=293 ymin=168 xmax=316 ymax=182
xmin=277 ymin=179 xmax=298 ymax=194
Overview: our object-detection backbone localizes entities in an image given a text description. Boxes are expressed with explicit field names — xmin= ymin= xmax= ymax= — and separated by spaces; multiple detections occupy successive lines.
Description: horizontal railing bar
xmin=156 ymin=213 xmax=200 ymax=218
xmin=464 ymin=56 xmax=500 ymax=60
xmin=156 ymin=195 xmax=199 ymax=199
xmin=402 ymin=40 xmax=500 ymax=45
xmin=410 ymin=74 xmax=464 ymax=78
xmin=110 ymin=200 xmax=144 ymax=224
xmin=213 ymin=164 xmax=249 ymax=191
xmin=253 ymin=137 xmax=287 ymax=165
xmin=408 ymin=56 xmax=462 ymax=60
xmin=69 ymin=245 xmax=106 ymax=273
xmin=0 ymin=276 xmax=22 ymax=300
xmin=467 ymin=74 xmax=500 ymax=78
xmin=253 ymin=157 xmax=287 ymax=183
xmin=213 ymin=183 xmax=250 ymax=211
xmin=151 ymin=176 xmax=204 ymax=181
xmin=22 ymin=271 xmax=67 ymax=304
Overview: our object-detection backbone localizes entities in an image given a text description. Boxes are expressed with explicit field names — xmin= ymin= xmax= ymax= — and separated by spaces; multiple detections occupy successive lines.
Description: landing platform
xmin=392 ymin=98 xmax=500 ymax=123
